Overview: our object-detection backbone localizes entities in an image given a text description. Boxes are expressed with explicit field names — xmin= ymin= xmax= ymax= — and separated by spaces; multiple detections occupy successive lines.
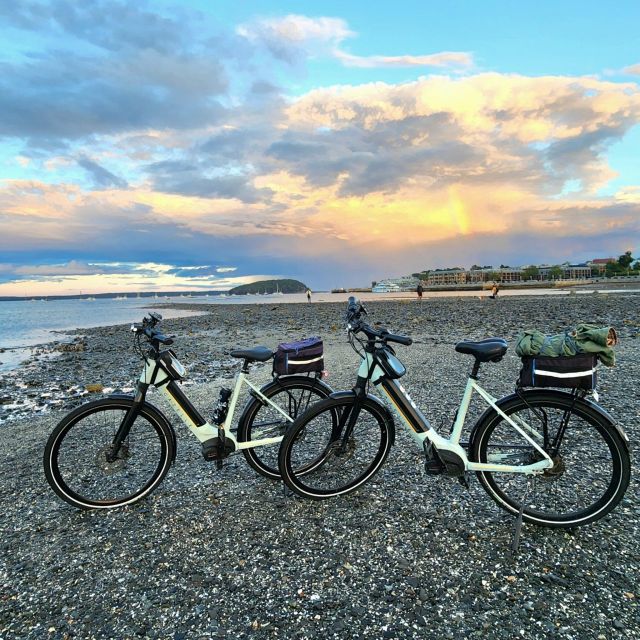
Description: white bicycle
xmin=44 ymin=313 xmax=332 ymax=509
xmin=278 ymin=298 xmax=631 ymax=529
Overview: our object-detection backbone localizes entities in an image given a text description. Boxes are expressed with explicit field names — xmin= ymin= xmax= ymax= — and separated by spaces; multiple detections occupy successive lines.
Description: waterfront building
xmin=538 ymin=264 xmax=592 ymax=280
xmin=588 ymin=258 xmax=616 ymax=274
xmin=426 ymin=269 xmax=467 ymax=285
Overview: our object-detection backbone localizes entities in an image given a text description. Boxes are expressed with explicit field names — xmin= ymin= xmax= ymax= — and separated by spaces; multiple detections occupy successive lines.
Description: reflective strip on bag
xmin=288 ymin=356 xmax=323 ymax=365
xmin=534 ymin=367 xmax=597 ymax=379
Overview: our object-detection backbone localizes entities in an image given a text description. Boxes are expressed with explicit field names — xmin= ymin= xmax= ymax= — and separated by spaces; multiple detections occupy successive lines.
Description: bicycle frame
xmin=359 ymin=353 xmax=554 ymax=475
xmin=139 ymin=356 xmax=294 ymax=451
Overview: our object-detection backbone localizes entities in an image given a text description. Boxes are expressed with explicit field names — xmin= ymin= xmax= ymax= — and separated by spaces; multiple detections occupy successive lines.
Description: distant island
xmin=228 ymin=279 xmax=307 ymax=295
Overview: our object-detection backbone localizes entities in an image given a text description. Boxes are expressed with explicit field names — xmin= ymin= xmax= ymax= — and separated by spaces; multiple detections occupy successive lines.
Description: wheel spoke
xmin=280 ymin=397 xmax=391 ymax=498
xmin=240 ymin=380 xmax=331 ymax=479
xmin=473 ymin=393 xmax=629 ymax=527
xmin=45 ymin=403 xmax=169 ymax=508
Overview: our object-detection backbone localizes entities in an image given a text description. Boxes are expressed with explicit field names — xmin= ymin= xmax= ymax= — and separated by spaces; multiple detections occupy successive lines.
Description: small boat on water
xmin=372 ymin=282 xmax=401 ymax=293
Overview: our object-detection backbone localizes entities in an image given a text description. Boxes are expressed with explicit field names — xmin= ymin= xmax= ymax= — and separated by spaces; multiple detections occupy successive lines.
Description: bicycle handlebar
xmin=131 ymin=314 xmax=174 ymax=346
xmin=345 ymin=297 xmax=412 ymax=346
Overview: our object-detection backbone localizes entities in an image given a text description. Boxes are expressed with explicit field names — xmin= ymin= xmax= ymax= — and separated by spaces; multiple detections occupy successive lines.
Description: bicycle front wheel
xmin=278 ymin=395 xmax=393 ymax=499
xmin=44 ymin=398 xmax=174 ymax=509
xmin=470 ymin=390 xmax=630 ymax=528
xmin=237 ymin=375 xmax=332 ymax=479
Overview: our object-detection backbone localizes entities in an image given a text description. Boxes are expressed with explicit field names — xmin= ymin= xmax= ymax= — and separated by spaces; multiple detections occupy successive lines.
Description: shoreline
xmin=1 ymin=292 xmax=639 ymax=426
xmin=2 ymin=285 xmax=639 ymax=374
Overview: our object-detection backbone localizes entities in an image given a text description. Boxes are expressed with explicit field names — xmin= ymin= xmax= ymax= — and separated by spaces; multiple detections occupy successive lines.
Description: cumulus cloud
xmin=284 ymin=74 xmax=640 ymax=196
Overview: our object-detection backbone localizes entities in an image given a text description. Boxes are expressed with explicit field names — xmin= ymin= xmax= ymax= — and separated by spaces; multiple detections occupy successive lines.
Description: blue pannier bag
xmin=274 ymin=337 xmax=324 ymax=375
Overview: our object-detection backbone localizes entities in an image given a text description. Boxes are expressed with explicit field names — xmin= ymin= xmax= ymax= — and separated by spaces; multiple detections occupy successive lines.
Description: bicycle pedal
xmin=424 ymin=459 xmax=444 ymax=475
xmin=458 ymin=473 xmax=471 ymax=490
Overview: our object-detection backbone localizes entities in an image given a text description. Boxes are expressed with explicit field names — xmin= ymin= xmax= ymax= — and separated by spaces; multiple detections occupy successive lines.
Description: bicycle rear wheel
xmin=278 ymin=395 xmax=393 ymax=499
xmin=44 ymin=398 xmax=174 ymax=509
xmin=237 ymin=376 xmax=332 ymax=479
xmin=470 ymin=390 xmax=630 ymax=528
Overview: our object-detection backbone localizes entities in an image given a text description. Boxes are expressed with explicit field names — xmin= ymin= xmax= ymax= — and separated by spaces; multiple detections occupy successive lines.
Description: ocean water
xmin=0 ymin=296 xmax=210 ymax=372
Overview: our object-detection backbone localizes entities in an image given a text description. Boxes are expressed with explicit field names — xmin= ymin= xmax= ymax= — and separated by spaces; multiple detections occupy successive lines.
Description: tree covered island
xmin=228 ymin=279 xmax=307 ymax=295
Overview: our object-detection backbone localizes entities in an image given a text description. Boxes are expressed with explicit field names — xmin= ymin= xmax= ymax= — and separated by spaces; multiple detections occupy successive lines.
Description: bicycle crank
xmin=201 ymin=437 xmax=236 ymax=462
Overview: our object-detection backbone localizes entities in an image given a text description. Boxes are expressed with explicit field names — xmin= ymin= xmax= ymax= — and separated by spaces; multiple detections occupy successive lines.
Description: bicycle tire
xmin=470 ymin=390 xmax=631 ymax=528
xmin=236 ymin=375 xmax=332 ymax=479
xmin=44 ymin=397 xmax=175 ymax=510
xmin=278 ymin=394 xmax=394 ymax=499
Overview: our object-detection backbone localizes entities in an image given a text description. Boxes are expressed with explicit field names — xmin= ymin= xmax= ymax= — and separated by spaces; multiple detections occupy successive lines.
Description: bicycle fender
xmin=329 ymin=390 xmax=396 ymax=445
xmin=468 ymin=389 xmax=629 ymax=451
xmin=580 ymin=396 xmax=630 ymax=444
xmin=108 ymin=394 xmax=177 ymax=463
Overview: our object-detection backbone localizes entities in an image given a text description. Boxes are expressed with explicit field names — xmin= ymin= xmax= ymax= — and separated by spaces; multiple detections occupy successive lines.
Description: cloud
xmin=623 ymin=63 xmax=640 ymax=75
xmin=0 ymin=1 xmax=193 ymax=54
xmin=0 ymin=259 xmax=145 ymax=284
xmin=0 ymin=2 xmax=228 ymax=146
xmin=237 ymin=14 xmax=473 ymax=71
xmin=144 ymin=161 xmax=275 ymax=203
xmin=334 ymin=50 xmax=474 ymax=70
xmin=237 ymin=15 xmax=353 ymax=63
xmin=77 ymin=156 xmax=128 ymax=189
xmin=165 ymin=265 xmax=238 ymax=278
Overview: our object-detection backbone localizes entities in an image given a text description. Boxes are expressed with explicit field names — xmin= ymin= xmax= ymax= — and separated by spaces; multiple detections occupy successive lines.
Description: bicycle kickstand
xmin=510 ymin=480 xmax=531 ymax=557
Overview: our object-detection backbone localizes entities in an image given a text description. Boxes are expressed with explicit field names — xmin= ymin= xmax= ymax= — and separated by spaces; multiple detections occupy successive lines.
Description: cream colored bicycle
xmin=44 ymin=313 xmax=332 ymax=509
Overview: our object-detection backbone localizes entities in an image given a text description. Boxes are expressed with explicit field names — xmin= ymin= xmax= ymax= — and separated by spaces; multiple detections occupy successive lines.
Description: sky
xmin=1 ymin=0 xmax=639 ymax=296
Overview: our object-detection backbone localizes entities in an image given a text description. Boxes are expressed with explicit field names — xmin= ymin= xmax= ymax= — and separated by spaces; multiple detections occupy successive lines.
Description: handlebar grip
xmin=385 ymin=333 xmax=412 ymax=346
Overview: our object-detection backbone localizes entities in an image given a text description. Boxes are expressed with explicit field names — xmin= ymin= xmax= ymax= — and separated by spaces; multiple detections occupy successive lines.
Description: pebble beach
xmin=1 ymin=293 xmax=638 ymax=639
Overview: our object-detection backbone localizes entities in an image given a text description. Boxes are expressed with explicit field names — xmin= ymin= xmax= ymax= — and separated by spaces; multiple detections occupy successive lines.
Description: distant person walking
xmin=490 ymin=283 xmax=500 ymax=299
xmin=306 ymin=289 xmax=312 ymax=303
xmin=416 ymin=283 xmax=423 ymax=302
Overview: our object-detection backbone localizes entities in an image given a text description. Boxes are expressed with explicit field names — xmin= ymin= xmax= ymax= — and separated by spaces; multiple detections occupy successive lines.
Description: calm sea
xmin=0 ymin=296 xmax=212 ymax=372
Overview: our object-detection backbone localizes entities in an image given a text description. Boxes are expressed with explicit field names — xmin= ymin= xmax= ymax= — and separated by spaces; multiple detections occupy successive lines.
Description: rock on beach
xmin=0 ymin=293 xmax=638 ymax=639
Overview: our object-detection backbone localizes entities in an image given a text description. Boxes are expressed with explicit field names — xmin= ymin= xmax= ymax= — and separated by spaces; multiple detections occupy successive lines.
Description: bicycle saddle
xmin=230 ymin=346 xmax=273 ymax=362
xmin=455 ymin=338 xmax=508 ymax=363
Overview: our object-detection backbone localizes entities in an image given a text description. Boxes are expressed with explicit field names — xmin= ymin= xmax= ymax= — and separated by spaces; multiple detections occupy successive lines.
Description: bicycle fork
xmin=107 ymin=382 xmax=149 ymax=462
xmin=332 ymin=379 xmax=367 ymax=454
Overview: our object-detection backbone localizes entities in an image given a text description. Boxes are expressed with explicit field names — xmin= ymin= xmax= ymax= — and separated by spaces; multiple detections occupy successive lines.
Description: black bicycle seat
xmin=230 ymin=346 xmax=273 ymax=362
xmin=455 ymin=338 xmax=508 ymax=362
